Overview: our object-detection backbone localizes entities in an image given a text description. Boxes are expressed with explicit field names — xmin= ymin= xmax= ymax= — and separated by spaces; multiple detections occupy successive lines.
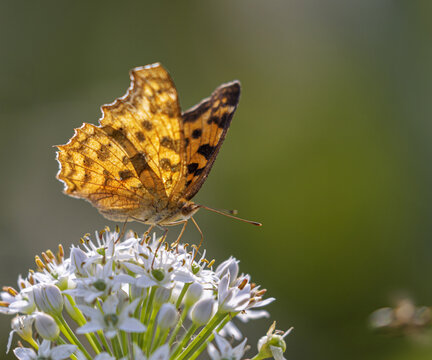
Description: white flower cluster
xmin=0 ymin=228 xmax=289 ymax=360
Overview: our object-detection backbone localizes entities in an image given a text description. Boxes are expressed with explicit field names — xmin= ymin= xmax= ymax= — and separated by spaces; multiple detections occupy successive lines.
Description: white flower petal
xmin=207 ymin=343 xmax=220 ymax=360
xmin=270 ymin=345 xmax=286 ymax=360
xmin=77 ymin=321 xmax=103 ymax=334
xmin=253 ymin=297 xmax=276 ymax=308
xmin=214 ymin=333 xmax=231 ymax=355
xmin=13 ymin=347 xmax=37 ymax=360
xmin=149 ymin=344 xmax=170 ymax=360
xmin=119 ymin=318 xmax=146 ymax=333
xmin=78 ymin=305 xmax=101 ymax=319
xmin=50 ymin=344 xmax=78 ymax=359
xmin=94 ymin=353 xmax=116 ymax=360
xmin=7 ymin=330 xmax=15 ymax=353
xmin=136 ymin=276 xmax=157 ymax=288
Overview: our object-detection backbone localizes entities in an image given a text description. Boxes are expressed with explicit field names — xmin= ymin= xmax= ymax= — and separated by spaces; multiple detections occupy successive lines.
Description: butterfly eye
xmin=181 ymin=202 xmax=200 ymax=217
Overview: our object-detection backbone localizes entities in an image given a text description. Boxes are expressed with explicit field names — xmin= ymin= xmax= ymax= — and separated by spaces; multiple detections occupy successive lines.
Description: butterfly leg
xmin=172 ymin=221 xmax=188 ymax=252
xmin=115 ymin=217 xmax=129 ymax=244
xmin=151 ymin=226 xmax=169 ymax=269
xmin=191 ymin=217 xmax=204 ymax=261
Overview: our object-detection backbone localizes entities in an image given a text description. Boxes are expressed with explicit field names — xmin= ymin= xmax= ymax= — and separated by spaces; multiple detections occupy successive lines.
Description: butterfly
xmin=56 ymin=63 xmax=260 ymax=241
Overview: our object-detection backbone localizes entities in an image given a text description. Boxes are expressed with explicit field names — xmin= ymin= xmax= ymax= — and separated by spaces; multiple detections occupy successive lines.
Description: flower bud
xmin=34 ymin=313 xmax=60 ymax=341
xmin=257 ymin=322 xmax=291 ymax=360
xmin=216 ymin=257 xmax=239 ymax=285
xmin=190 ymin=298 xmax=215 ymax=326
xmin=154 ymin=287 xmax=171 ymax=306
xmin=184 ymin=282 xmax=203 ymax=307
xmin=157 ymin=303 xmax=177 ymax=330
xmin=33 ymin=284 xmax=64 ymax=316
xmin=70 ymin=247 xmax=88 ymax=276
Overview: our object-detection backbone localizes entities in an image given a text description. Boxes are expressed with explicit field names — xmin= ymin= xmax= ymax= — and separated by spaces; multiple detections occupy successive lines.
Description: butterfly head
xmin=180 ymin=201 xmax=201 ymax=220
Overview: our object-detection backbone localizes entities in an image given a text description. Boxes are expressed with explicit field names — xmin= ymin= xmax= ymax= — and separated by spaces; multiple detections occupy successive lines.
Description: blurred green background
xmin=1 ymin=1 xmax=432 ymax=359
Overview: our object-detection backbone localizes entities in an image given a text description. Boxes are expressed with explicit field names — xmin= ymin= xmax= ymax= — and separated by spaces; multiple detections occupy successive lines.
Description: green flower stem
xmin=144 ymin=303 xmax=160 ymax=356
xmin=176 ymin=283 xmax=191 ymax=308
xmin=169 ymin=323 xmax=199 ymax=360
xmin=121 ymin=331 xmax=129 ymax=357
xmin=117 ymin=334 xmax=125 ymax=357
xmin=26 ymin=336 xmax=39 ymax=350
xmin=168 ymin=304 xmax=190 ymax=346
xmin=56 ymin=316 xmax=92 ymax=360
xmin=97 ymin=330 xmax=113 ymax=355
xmin=139 ymin=286 xmax=155 ymax=347
xmin=65 ymin=294 xmax=103 ymax=353
xmin=151 ymin=326 xmax=170 ymax=353
xmin=188 ymin=313 xmax=234 ymax=360
xmin=144 ymin=287 xmax=156 ymax=325
xmin=174 ymin=312 xmax=228 ymax=360
xmin=151 ymin=326 xmax=161 ymax=352
xmin=132 ymin=296 xmax=145 ymax=346
xmin=111 ymin=336 xmax=123 ymax=359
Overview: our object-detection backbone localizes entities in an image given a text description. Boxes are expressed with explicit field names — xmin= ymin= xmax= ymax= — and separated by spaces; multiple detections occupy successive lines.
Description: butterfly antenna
xmin=198 ymin=205 xmax=262 ymax=226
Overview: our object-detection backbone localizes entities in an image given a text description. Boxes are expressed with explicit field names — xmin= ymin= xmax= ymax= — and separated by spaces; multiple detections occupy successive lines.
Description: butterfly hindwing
xmin=56 ymin=123 xmax=152 ymax=221
xmin=179 ymin=81 xmax=240 ymax=200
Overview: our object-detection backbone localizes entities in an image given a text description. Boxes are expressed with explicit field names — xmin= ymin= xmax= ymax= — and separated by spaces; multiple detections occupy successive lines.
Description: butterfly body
xmin=56 ymin=63 xmax=240 ymax=227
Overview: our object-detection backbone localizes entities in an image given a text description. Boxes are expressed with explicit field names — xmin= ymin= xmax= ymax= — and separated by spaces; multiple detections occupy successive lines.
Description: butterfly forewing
xmin=179 ymin=81 xmax=240 ymax=200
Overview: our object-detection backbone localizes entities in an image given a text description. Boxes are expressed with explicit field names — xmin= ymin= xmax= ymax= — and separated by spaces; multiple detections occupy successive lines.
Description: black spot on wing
xmin=142 ymin=120 xmax=153 ymax=131
xmin=187 ymin=163 xmax=199 ymax=174
xmin=97 ymin=145 xmax=110 ymax=161
xmin=194 ymin=167 xmax=204 ymax=176
xmin=119 ymin=170 xmax=133 ymax=180
xmin=135 ymin=131 xmax=145 ymax=142
xmin=207 ymin=113 xmax=230 ymax=129
xmin=192 ymin=129 xmax=202 ymax=139
xmin=197 ymin=144 xmax=216 ymax=160
xmin=160 ymin=136 xmax=179 ymax=152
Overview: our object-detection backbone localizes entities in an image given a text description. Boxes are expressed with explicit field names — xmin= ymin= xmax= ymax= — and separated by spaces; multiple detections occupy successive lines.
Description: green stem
xmin=121 ymin=331 xmax=129 ymax=357
xmin=111 ymin=335 xmax=123 ymax=359
xmin=65 ymin=294 xmax=103 ymax=353
xmin=144 ymin=303 xmax=159 ymax=355
xmin=139 ymin=286 xmax=156 ymax=347
xmin=26 ymin=337 xmax=39 ymax=350
xmin=174 ymin=313 xmax=228 ymax=360
xmin=169 ymin=324 xmax=198 ymax=360
xmin=188 ymin=314 xmax=232 ymax=360
xmin=57 ymin=316 xmax=92 ymax=360
xmin=151 ymin=325 xmax=170 ymax=353
xmin=97 ymin=330 xmax=113 ymax=355
xmin=176 ymin=283 xmax=191 ymax=308
xmin=168 ymin=305 xmax=189 ymax=346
